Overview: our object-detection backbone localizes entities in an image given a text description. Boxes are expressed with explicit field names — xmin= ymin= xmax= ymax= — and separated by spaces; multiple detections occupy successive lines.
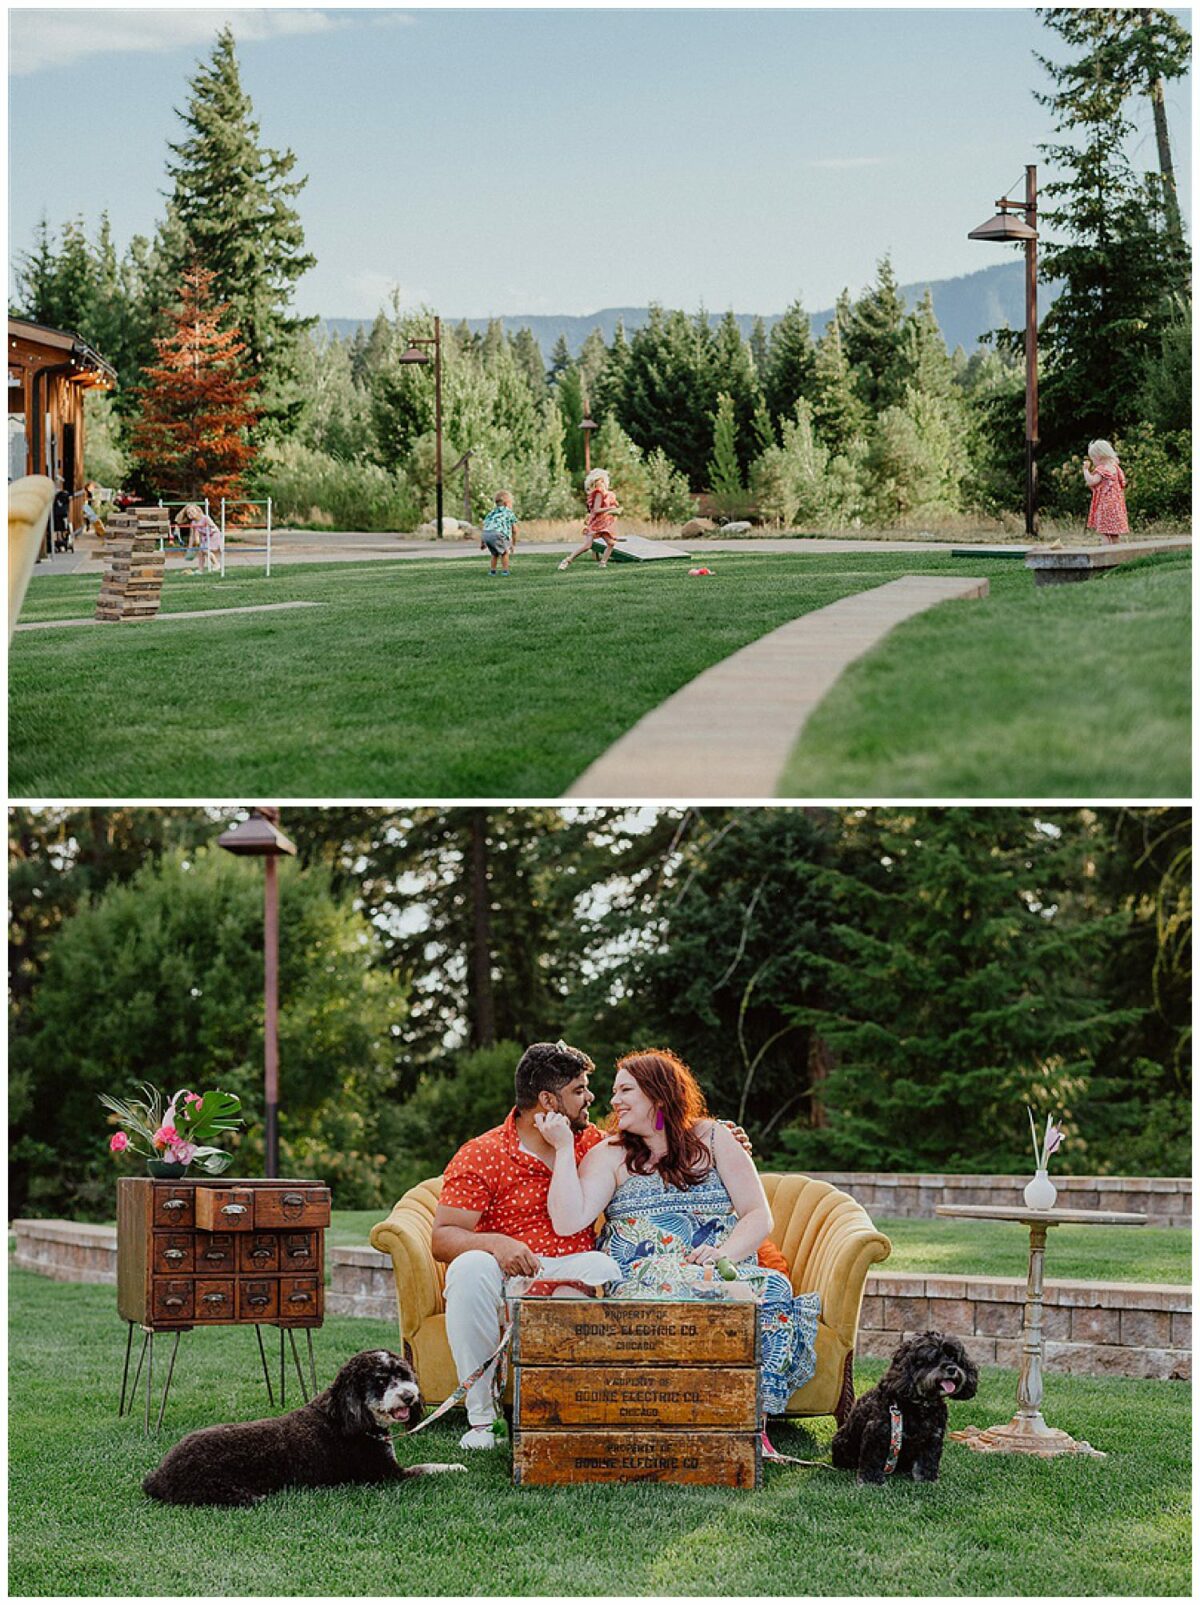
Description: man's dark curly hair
xmin=514 ymin=1041 xmax=595 ymax=1109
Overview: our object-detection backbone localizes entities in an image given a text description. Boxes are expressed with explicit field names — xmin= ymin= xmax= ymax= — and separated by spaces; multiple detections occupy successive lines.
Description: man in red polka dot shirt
xmin=433 ymin=1040 xmax=604 ymax=1449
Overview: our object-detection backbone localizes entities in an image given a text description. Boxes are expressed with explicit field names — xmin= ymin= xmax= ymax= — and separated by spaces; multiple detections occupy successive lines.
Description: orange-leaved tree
xmin=131 ymin=263 xmax=260 ymax=504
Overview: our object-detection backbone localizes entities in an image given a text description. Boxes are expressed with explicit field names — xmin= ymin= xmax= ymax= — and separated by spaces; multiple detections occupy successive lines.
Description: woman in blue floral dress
xmin=537 ymin=1047 xmax=819 ymax=1421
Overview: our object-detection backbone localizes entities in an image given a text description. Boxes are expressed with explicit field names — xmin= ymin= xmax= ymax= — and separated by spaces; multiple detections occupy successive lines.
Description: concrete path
xmin=567 ymin=575 xmax=989 ymax=799
xmin=14 ymin=600 xmax=321 ymax=632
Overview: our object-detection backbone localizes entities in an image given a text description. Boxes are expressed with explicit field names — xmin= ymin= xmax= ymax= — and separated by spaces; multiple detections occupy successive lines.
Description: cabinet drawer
xmin=152 ymin=1278 xmax=194 ymax=1322
xmin=152 ymin=1233 xmax=194 ymax=1274
xmin=194 ymin=1233 xmax=238 ymax=1273
xmin=152 ymin=1186 xmax=194 ymax=1228
xmin=279 ymin=1276 xmax=320 ymax=1321
xmin=194 ymin=1279 xmax=236 ymax=1321
xmin=195 ymin=1187 xmax=255 ymax=1232
xmin=240 ymin=1233 xmax=280 ymax=1273
xmin=279 ymin=1231 xmax=319 ymax=1271
xmin=254 ymin=1188 xmax=331 ymax=1229
xmin=238 ymin=1279 xmax=280 ymax=1320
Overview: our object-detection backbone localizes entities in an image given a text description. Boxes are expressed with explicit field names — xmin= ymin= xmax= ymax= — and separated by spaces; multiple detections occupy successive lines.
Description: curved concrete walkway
xmin=567 ymin=575 xmax=989 ymax=799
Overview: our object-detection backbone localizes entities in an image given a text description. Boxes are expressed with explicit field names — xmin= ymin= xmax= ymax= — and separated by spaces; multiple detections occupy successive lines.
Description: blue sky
xmin=8 ymin=5 xmax=1193 ymax=319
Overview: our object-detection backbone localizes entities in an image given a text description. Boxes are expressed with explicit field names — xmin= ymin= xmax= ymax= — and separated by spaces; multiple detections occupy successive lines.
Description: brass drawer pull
xmin=287 ymin=1291 xmax=311 ymax=1305
xmin=251 ymin=1246 xmax=272 ymax=1259
xmin=282 ymin=1193 xmax=305 ymax=1207
xmin=164 ymin=1297 xmax=185 ymax=1309
xmin=221 ymin=1203 xmax=247 ymax=1217
xmin=162 ymin=1199 xmax=186 ymax=1212
xmin=203 ymin=1250 xmax=229 ymax=1263
xmin=164 ymin=1249 xmax=185 ymax=1263
xmin=287 ymin=1243 xmax=311 ymax=1258
xmin=247 ymin=1295 xmax=269 ymax=1307
xmin=203 ymin=1292 xmax=226 ymax=1305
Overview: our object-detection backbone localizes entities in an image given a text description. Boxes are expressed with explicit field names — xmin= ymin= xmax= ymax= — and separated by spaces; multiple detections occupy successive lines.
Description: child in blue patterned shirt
xmin=481 ymin=491 xmax=518 ymax=576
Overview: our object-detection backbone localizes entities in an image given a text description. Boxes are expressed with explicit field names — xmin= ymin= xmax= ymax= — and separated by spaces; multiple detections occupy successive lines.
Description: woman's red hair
xmin=609 ymin=1048 xmax=711 ymax=1191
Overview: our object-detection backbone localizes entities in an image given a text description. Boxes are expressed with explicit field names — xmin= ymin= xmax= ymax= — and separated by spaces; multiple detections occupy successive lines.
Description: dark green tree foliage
xmin=844 ymin=257 xmax=909 ymax=411
xmin=1033 ymin=8 xmax=1189 ymax=451
xmin=162 ymin=26 xmax=316 ymax=435
xmin=555 ymin=358 xmax=586 ymax=476
xmin=763 ymin=298 xmax=817 ymax=427
xmin=749 ymin=315 xmax=769 ymax=378
xmin=10 ymin=848 xmax=408 ymax=1217
xmin=707 ymin=392 xmax=746 ymax=513
xmin=510 ymin=326 xmax=546 ymax=392
xmin=591 ymin=319 xmax=630 ymax=423
xmin=710 ymin=310 xmax=761 ymax=473
xmin=775 ymin=809 xmax=1139 ymax=1173
xmin=625 ymin=809 xmax=837 ymax=1134
xmin=896 ymin=289 xmax=957 ymax=398
xmin=547 ymin=334 xmax=573 ymax=383
xmin=620 ymin=306 xmax=715 ymax=485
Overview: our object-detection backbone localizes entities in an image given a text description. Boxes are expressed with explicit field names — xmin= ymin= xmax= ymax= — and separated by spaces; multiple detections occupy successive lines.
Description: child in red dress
xmin=1082 ymin=440 xmax=1129 ymax=543
xmin=558 ymin=468 xmax=622 ymax=570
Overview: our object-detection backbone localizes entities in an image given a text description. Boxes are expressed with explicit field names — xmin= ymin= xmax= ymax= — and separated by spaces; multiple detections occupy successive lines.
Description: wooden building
xmin=8 ymin=318 xmax=117 ymax=539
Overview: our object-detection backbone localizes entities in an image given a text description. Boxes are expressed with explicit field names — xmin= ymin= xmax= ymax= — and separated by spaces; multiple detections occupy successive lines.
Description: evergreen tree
xmin=554 ymin=359 xmax=586 ymax=476
xmin=578 ymin=327 xmax=609 ymax=407
xmin=844 ymin=257 xmax=908 ymax=411
xmin=1033 ymin=8 xmax=1187 ymax=449
xmin=592 ymin=319 xmax=631 ymax=421
xmin=547 ymin=333 xmax=573 ymax=383
xmin=709 ymin=310 xmax=759 ymax=474
xmin=481 ymin=318 xmax=506 ymax=365
xmin=751 ymin=396 xmax=777 ymax=456
xmin=644 ymin=447 xmax=697 ymax=523
xmin=707 ymin=392 xmax=745 ymax=513
xmin=748 ymin=315 xmax=769 ymax=377
xmin=510 ymin=326 xmax=546 ymax=392
xmin=591 ymin=415 xmax=651 ymax=518
xmin=621 ymin=306 xmax=713 ymax=484
xmin=131 ymin=264 xmax=260 ymax=501
xmin=161 ymin=26 xmax=316 ymax=435
xmin=811 ymin=300 xmax=867 ymax=454
xmin=895 ymin=289 xmax=957 ymax=398
xmin=763 ymin=298 xmax=817 ymax=426
xmin=14 ymin=217 xmax=59 ymax=324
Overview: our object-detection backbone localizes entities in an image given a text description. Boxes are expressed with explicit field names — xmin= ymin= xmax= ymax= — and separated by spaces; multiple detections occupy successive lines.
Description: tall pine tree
xmin=763 ymin=298 xmax=817 ymax=427
xmin=161 ymin=27 xmax=315 ymax=436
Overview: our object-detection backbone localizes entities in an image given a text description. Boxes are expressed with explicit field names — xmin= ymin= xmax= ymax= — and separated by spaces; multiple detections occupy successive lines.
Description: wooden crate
xmin=512 ymin=1299 xmax=761 ymax=1488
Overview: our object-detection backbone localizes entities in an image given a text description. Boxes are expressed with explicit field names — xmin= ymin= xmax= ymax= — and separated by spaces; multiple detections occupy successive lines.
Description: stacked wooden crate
xmin=512 ymin=1298 xmax=762 ymax=1487
xmin=94 ymin=510 xmax=166 ymax=621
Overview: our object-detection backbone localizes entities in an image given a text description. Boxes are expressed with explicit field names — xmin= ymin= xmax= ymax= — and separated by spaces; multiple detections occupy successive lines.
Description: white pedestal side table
xmin=935 ymin=1203 xmax=1146 ymax=1459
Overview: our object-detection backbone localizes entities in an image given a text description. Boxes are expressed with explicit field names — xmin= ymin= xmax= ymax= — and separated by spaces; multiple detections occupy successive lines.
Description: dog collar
xmin=884 ymin=1404 xmax=903 ymax=1475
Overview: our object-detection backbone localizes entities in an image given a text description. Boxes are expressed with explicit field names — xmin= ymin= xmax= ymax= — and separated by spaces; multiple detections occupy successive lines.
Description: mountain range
xmin=322 ymin=260 xmax=1061 ymax=362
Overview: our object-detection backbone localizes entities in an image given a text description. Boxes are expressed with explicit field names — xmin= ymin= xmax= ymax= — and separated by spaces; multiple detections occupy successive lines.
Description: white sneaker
xmin=459 ymin=1424 xmax=502 ymax=1450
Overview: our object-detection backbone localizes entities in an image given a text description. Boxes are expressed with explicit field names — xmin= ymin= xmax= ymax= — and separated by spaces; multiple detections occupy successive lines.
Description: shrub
xmin=254 ymin=440 xmax=419 ymax=531
xmin=645 ymin=448 xmax=697 ymax=522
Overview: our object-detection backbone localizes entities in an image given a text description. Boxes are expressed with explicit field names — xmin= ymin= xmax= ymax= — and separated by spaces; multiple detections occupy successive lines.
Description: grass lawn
xmin=330 ymin=1210 xmax=1191 ymax=1285
xmin=782 ymin=550 xmax=1191 ymax=796
xmin=9 ymin=1268 xmax=1190 ymax=1596
xmin=10 ymin=549 xmax=1189 ymax=797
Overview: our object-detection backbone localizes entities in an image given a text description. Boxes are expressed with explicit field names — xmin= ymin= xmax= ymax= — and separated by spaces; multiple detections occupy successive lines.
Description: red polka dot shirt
xmin=441 ymin=1109 xmax=606 ymax=1256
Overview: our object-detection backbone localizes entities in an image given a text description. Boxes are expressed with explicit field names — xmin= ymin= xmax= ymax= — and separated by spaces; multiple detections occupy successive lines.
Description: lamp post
xmin=217 ymin=807 xmax=297 ymax=1178
xmin=398 ymin=317 xmax=444 ymax=538
xmin=969 ymin=165 xmax=1039 ymax=538
xmin=580 ymin=415 xmax=598 ymax=476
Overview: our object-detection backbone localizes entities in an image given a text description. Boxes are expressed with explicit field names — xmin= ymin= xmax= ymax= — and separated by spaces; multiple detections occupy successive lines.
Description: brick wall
xmin=807 ymin=1173 xmax=1192 ymax=1228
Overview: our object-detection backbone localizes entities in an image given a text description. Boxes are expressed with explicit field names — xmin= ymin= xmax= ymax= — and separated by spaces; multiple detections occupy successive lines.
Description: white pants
xmin=443 ymin=1250 xmax=623 ymax=1425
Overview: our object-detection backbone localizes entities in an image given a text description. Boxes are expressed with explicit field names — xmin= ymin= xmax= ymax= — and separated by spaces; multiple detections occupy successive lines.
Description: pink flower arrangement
xmin=1027 ymin=1107 xmax=1066 ymax=1170
xmin=99 ymin=1083 xmax=243 ymax=1174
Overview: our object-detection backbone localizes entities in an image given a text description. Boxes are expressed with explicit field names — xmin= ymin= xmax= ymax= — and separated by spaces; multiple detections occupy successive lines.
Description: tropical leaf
xmin=191 ymin=1147 xmax=234 ymax=1175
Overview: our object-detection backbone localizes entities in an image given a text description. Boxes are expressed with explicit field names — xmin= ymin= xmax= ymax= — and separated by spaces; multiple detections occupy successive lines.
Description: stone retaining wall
xmin=11 ymin=1221 xmax=1191 ymax=1381
xmin=806 ymin=1173 xmax=1192 ymax=1228
xmin=858 ymin=1272 xmax=1190 ymax=1381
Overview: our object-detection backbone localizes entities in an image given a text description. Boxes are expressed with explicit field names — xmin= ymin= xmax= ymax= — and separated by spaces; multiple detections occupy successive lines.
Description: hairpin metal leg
xmin=305 ymin=1327 xmax=317 ymax=1396
xmin=254 ymin=1324 xmax=276 ymax=1408
xmin=126 ymin=1326 xmax=150 ymax=1416
xmin=155 ymin=1330 xmax=182 ymax=1432
xmin=287 ymin=1329 xmax=309 ymax=1401
xmin=118 ymin=1320 xmax=135 ymax=1416
xmin=144 ymin=1328 xmax=154 ymax=1435
xmin=279 ymin=1324 xmax=286 ymax=1410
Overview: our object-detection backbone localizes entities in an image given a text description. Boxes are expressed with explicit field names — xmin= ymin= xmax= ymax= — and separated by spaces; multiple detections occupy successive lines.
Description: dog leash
xmin=404 ymin=1325 xmax=513 ymax=1437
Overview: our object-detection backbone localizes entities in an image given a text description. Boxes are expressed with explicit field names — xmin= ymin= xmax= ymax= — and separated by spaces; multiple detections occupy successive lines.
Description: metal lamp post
xmin=969 ymin=165 xmax=1040 ymax=538
xmin=580 ymin=415 xmax=598 ymax=476
xmin=217 ymin=808 xmax=297 ymax=1178
xmin=398 ymin=318 xmax=444 ymax=538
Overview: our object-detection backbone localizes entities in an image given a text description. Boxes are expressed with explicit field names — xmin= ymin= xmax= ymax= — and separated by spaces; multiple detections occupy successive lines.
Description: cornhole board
xmin=511 ymin=1298 xmax=761 ymax=1488
xmin=591 ymin=535 xmax=691 ymax=562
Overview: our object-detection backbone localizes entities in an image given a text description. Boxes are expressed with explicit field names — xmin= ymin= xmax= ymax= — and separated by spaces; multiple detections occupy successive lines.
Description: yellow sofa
xmin=369 ymin=1172 xmax=891 ymax=1424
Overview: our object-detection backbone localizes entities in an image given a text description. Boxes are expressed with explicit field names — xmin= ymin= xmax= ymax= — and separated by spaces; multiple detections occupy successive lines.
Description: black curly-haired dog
xmin=143 ymin=1349 xmax=465 ymax=1506
xmin=832 ymin=1331 xmax=978 ymax=1486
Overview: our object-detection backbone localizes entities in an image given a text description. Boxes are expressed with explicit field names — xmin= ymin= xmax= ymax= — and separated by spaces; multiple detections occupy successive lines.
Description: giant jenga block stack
xmin=511 ymin=1298 xmax=762 ymax=1487
xmin=94 ymin=509 xmax=167 ymax=621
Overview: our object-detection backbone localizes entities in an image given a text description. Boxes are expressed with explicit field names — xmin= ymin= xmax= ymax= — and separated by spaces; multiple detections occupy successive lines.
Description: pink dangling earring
xmin=654 ymin=1109 xmax=665 ymax=1131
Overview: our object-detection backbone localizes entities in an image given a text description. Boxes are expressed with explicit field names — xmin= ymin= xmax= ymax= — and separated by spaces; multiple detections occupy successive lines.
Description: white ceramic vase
xmin=1023 ymin=1168 xmax=1057 ymax=1211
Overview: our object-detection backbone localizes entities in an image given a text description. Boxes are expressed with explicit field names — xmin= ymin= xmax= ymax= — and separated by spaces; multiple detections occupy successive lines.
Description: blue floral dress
xmin=596 ymin=1168 xmax=820 ymax=1414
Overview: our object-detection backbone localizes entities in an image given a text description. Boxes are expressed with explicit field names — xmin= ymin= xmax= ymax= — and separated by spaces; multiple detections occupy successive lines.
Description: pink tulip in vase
xmin=1023 ymin=1108 xmax=1064 ymax=1211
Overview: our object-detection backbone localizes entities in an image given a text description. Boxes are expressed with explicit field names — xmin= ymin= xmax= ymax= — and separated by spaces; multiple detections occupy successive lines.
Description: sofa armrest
xmin=796 ymin=1196 xmax=891 ymax=1348
xmin=370 ymin=1203 xmax=443 ymax=1346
